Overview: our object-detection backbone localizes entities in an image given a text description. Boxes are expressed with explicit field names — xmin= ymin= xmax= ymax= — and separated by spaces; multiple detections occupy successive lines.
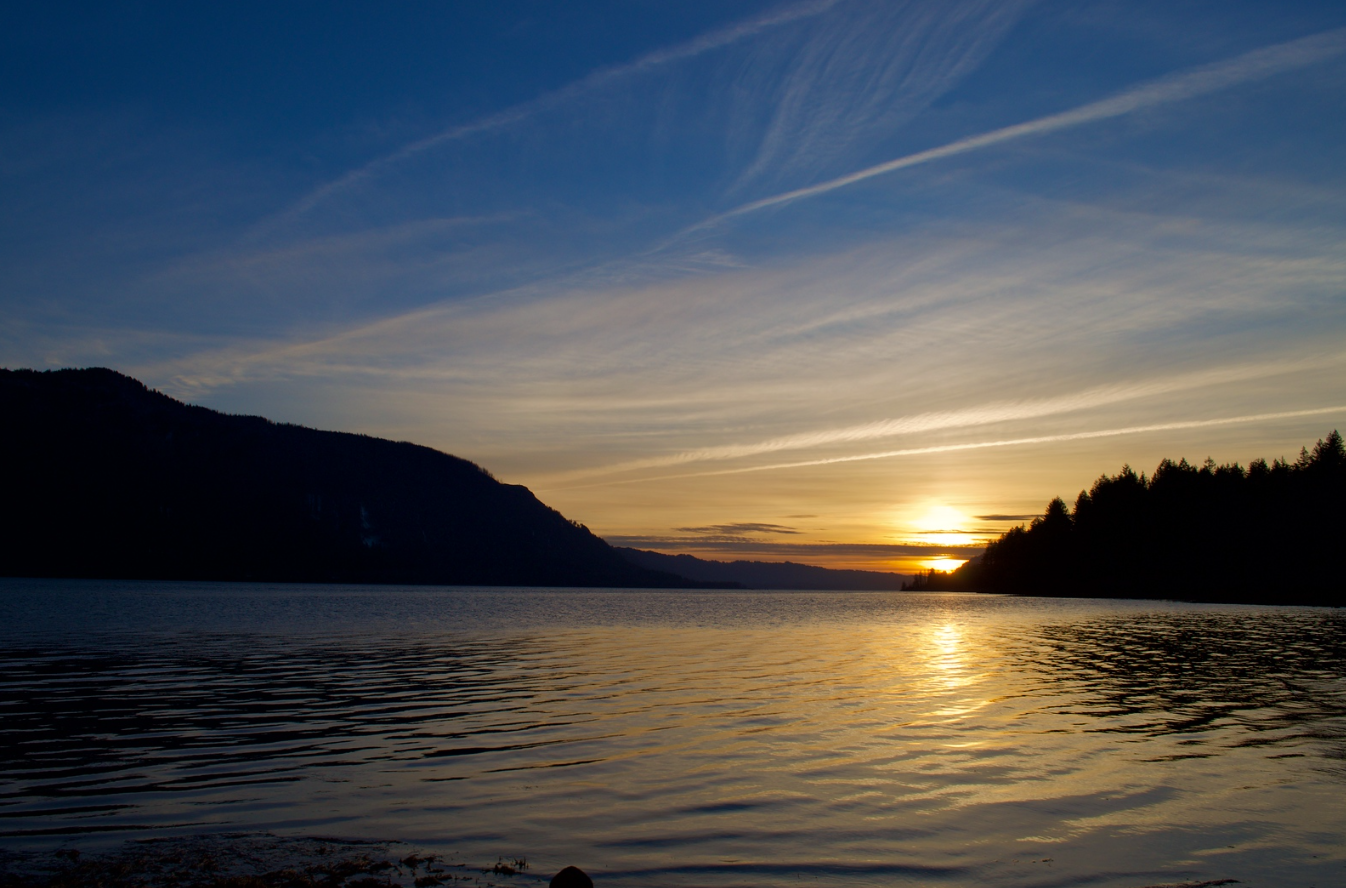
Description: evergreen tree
xmin=949 ymin=431 xmax=1345 ymax=606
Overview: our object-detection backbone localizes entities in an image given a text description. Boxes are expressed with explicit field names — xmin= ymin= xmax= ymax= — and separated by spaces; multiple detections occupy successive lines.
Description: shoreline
xmin=0 ymin=834 xmax=1245 ymax=888
xmin=0 ymin=834 xmax=534 ymax=888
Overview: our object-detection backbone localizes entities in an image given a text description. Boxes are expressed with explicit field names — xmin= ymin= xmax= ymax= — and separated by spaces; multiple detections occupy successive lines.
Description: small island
xmin=906 ymin=431 xmax=1345 ymax=608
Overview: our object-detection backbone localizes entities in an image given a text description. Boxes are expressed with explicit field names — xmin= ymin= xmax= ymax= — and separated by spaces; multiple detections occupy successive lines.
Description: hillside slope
xmin=0 ymin=368 xmax=698 ymax=588
xmin=619 ymin=548 xmax=908 ymax=590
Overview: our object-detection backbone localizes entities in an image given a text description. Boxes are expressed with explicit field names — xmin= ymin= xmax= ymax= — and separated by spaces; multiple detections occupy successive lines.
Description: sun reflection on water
xmin=4 ymin=586 xmax=1345 ymax=888
xmin=932 ymin=621 xmax=963 ymax=664
xmin=922 ymin=620 xmax=986 ymax=719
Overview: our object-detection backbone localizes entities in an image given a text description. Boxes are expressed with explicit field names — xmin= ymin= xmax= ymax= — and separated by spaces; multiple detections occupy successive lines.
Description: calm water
xmin=2 ymin=580 xmax=1345 ymax=888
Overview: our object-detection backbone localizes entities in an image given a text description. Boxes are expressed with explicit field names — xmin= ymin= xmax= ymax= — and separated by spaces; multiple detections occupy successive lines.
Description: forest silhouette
xmin=907 ymin=431 xmax=1345 ymax=607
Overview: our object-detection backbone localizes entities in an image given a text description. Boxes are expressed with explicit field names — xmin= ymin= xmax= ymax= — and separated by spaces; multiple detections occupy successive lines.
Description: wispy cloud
xmin=151 ymin=190 xmax=1346 ymax=388
xmin=93 ymin=151 xmax=1343 ymax=496
xmin=676 ymin=523 xmax=801 ymax=537
xmin=545 ymin=358 xmax=1344 ymax=481
xmin=605 ymin=538 xmax=983 ymax=558
xmin=612 ymin=406 xmax=1346 ymax=484
xmin=733 ymin=0 xmax=1031 ymax=189
xmin=263 ymin=0 xmax=842 ymax=232
xmin=688 ymin=26 xmax=1346 ymax=233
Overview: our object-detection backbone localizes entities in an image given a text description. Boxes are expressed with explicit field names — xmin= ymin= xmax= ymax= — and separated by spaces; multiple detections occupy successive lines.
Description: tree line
xmin=906 ymin=431 xmax=1345 ymax=606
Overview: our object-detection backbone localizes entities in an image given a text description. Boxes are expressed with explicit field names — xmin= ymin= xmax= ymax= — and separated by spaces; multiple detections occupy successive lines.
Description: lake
xmin=2 ymin=579 xmax=1344 ymax=887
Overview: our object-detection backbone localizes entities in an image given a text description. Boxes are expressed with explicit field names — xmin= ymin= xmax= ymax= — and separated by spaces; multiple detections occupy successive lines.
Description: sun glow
xmin=915 ymin=504 xmax=966 ymax=531
xmin=910 ymin=504 xmax=980 ymax=547
xmin=924 ymin=557 xmax=968 ymax=572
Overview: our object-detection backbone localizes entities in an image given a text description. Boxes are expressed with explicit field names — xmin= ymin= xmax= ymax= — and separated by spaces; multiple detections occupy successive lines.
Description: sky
xmin=3 ymin=0 xmax=1345 ymax=574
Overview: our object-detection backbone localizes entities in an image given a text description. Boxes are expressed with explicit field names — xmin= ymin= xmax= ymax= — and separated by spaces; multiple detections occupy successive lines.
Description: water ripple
xmin=2 ymin=582 xmax=1345 ymax=887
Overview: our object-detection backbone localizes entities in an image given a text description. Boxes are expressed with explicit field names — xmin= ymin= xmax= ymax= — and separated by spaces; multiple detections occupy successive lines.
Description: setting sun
xmin=914 ymin=504 xmax=967 ymax=531
xmin=924 ymin=557 xmax=968 ymax=572
xmin=911 ymin=505 xmax=980 ymax=548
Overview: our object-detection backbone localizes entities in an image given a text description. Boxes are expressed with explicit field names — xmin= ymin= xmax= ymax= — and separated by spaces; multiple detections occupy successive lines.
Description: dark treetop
xmin=909 ymin=431 xmax=1346 ymax=607
xmin=0 ymin=368 xmax=708 ymax=588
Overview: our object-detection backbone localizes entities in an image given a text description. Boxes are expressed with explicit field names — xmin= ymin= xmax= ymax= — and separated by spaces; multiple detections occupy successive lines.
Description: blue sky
xmin=4 ymin=1 xmax=1345 ymax=571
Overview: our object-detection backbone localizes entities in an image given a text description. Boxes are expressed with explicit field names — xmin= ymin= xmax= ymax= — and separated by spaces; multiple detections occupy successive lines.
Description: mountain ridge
xmin=0 ymin=368 xmax=713 ymax=588
xmin=618 ymin=548 xmax=908 ymax=590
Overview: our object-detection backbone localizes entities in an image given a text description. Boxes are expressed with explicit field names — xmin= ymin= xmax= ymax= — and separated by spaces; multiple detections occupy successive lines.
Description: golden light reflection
xmin=932 ymin=622 xmax=962 ymax=661
xmin=929 ymin=622 xmax=969 ymax=696
xmin=921 ymin=621 xmax=994 ymax=721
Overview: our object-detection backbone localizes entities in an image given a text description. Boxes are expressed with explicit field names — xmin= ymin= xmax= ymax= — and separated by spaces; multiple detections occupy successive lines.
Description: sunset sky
xmin=3 ymin=1 xmax=1345 ymax=573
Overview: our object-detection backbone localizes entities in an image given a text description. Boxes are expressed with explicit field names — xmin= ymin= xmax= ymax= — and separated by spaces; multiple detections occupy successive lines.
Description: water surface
xmin=3 ymin=580 xmax=1344 ymax=887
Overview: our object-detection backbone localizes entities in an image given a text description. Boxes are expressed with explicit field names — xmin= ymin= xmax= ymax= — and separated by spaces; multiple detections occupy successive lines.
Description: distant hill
xmin=0 ymin=368 xmax=711 ymax=588
xmin=618 ymin=548 xmax=908 ymax=590
xmin=910 ymin=432 xmax=1346 ymax=607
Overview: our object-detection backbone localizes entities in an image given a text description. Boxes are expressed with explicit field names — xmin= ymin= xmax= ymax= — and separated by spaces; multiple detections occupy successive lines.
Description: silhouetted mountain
xmin=0 ymin=368 xmax=713 ymax=588
xmin=618 ymin=548 xmax=908 ymax=590
xmin=920 ymin=433 xmax=1346 ymax=607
